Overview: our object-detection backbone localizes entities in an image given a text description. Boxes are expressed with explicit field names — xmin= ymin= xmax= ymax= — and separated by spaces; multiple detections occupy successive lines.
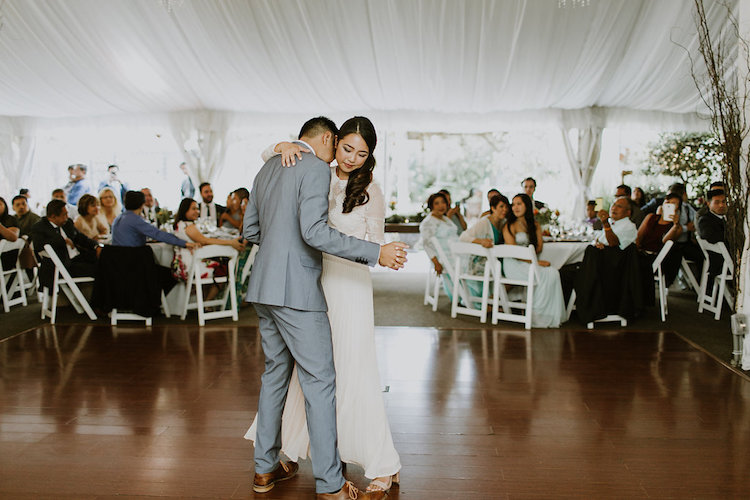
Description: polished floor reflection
xmin=1 ymin=325 xmax=749 ymax=499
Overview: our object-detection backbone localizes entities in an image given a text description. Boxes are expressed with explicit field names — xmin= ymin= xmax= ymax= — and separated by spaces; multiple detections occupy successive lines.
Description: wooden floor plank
xmin=1 ymin=325 xmax=749 ymax=498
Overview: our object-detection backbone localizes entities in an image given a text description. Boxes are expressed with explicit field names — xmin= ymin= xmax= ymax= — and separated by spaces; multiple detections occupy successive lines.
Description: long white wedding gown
xmin=245 ymin=166 xmax=401 ymax=480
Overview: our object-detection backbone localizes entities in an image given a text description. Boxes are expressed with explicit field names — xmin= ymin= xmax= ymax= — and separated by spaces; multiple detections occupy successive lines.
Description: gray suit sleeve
xmin=298 ymin=161 xmax=380 ymax=266
xmin=243 ymin=187 xmax=260 ymax=244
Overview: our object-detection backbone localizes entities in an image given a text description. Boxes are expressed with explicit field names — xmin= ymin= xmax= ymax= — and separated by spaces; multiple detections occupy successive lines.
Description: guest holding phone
xmin=636 ymin=193 xmax=683 ymax=284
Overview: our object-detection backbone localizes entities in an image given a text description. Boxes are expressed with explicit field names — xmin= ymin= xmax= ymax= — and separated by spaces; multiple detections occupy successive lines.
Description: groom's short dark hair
xmin=298 ymin=116 xmax=338 ymax=140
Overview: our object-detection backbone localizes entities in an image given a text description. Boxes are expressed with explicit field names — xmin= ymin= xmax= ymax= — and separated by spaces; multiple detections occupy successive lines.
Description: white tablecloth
xmin=538 ymin=241 xmax=589 ymax=269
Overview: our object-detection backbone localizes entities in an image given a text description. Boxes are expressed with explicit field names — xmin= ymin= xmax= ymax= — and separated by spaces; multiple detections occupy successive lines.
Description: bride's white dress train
xmin=245 ymin=167 xmax=401 ymax=479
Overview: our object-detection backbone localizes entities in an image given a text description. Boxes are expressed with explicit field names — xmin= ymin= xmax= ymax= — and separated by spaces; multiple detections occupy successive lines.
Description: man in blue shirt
xmin=63 ymin=164 xmax=91 ymax=206
xmin=112 ymin=191 xmax=198 ymax=250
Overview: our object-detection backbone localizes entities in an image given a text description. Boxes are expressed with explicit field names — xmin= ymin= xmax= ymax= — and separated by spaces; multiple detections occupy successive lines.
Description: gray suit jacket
xmin=243 ymin=149 xmax=380 ymax=311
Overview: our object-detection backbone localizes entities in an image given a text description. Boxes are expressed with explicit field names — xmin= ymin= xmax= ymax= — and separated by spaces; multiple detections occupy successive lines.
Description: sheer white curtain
xmin=560 ymin=109 xmax=604 ymax=219
xmin=0 ymin=117 xmax=36 ymax=195
xmin=0 ymin=0 xmax=733 ymax=121
xmin=169 ymin=110 xmax=233 ymax=186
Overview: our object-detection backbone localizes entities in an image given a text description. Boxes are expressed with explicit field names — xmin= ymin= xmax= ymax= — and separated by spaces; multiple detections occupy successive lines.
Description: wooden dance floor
xmin=1 ymin=325 xmax=749 ymax=499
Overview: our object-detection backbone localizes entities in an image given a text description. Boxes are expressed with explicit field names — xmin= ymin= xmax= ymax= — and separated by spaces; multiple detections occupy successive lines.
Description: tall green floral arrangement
xmin=644 ymin=132 xmax=724 ymax=202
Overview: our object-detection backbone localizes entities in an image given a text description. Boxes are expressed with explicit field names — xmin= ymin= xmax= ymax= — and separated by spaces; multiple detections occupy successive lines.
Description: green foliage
xmin=407 ymin=134 xmax=505 ymax=206
xmin=644 ymin=132 xmax=724 ymax=200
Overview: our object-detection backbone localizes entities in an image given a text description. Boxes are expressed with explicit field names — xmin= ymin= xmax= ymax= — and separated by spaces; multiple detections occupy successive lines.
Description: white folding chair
xmin=429 ymin=237 xmax=471 ymax=313
xmin=0 ymin=238 xmax=28 ymax=312
xmin=679 ymin=257 xmax=700 ymax=296
xmin=423 ymin=263 xmax=442 ymax=311
xmin=652 ymin=240 xmax=674 ymax=322
xmin=39 ymin=244 xmax=97 ymax=324
xmin=696 ymin=237 xmax=734 ymax=320
xmin=181 ymin=245 xmax=239 ymax=326
xmin=450 ymin=242 xmax=493 ymax=322
xmin=490 ymin=245 xmax=538 ymax=330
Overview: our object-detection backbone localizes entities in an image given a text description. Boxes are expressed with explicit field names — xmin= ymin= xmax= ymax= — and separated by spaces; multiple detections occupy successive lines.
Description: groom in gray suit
xmin=243 ymin=117 xmax=406 ymax=499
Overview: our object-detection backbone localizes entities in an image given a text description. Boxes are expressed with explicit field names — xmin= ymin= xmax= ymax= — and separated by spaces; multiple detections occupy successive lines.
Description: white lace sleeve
xmin=420 ymin=217 xmax=438 ymax=260
xmin=260 ymin=143 xmax=280 ymax=163
xmin=364 ymin=182 xmax=385 ymax=244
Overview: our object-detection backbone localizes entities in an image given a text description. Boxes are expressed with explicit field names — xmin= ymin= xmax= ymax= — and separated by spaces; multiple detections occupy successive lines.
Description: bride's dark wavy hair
xmin=506 ymin=193 xmax=539 ymax=250
xmin=338 ymin=116 xmax=377 ymax=214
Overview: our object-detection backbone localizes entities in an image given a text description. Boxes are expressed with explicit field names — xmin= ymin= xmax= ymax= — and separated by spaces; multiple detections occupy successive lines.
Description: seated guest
xmin=584 ymin=200 xmax=603 ymax=230
xmin=111 ymin=191 xmax=196 ymax=250
xmin=697 ymin=189 xmax=730 ymax=279
xmin=522 ymin=177 xmax=546 ymax=210
xmin=571 ymin=197 xmax=645 ymax=323
xmin=439 ymin=189 xmax=467 ymax=233
xmin=140 ymin=187 xmax=160 ymax=225
xmin=12 ymin=195 xmax=40 ymax=237
xmin=696 ymin=181 xmax=725 ymax=218
xmin=632 ymin=187 xmax=647 ymax=208
xmin=47 ymin=188 xmax=75 ymax=217
xmin=219 ymin=191 xmax=243 ymax=230
xmin=198 ymin=182 xmax=225 ymax=226
xmin=591 ymin=196 xmax=637 ymax=250
xmin=51 ymin=188 xmax=66 ymax=202
xmin=0 ymin=196 xmax=21 ymax=270
xmin=97 ymin=187 xmax=122 ymax=228
xmin=667 ymin=183 xmax=701 ymax=266
xmin=460 ymin=193 xmax=509 ymax=304
xmin=502 ymin=193 xmax=566 ymax=327
xmin=234 ymin=187 xmax=250 ymax=218
xmin=479 ymin=188 xmax=501 ymax=219
xmin=615 ymin=184 xmax=644 ymax=226
xmin=31 ymin=199 xmax=101 ymax=287
xmin=636 ymin=193 xmax=683 ymax=284
xmin=420 ymin=192 xmax=460 ymax=299
xmin=74 ymin=194 xmax=109 ymax=240
xmin=172 ymin=198 xmax=245 ymax=300
xmin=460 ymin=193 xmax=508 ymax=248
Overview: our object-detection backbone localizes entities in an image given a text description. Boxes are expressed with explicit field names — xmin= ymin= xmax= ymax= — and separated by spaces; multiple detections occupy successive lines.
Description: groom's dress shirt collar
xmin=295 ymin=140 xmax=316 ymax=157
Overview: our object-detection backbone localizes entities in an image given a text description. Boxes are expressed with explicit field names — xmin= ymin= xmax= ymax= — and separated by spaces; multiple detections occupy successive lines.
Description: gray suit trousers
xmin=252 ymin=303 xmax=344 ymax=494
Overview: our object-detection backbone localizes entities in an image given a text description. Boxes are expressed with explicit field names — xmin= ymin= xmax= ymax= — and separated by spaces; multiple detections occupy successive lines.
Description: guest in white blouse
xmin=74 ymin=194 xmax=109 ymax=240
xmin=97 ymin=187 xmax=121 ymax=229
xmin=172 ymin=198 xmax=244 ymax=300
xmin=420 ymin=191 xmax=460 ymax=299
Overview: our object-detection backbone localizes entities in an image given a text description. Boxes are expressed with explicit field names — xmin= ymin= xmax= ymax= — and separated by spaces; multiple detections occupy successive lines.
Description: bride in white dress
xmin=244 ymin=116 xmax=401 ymax=493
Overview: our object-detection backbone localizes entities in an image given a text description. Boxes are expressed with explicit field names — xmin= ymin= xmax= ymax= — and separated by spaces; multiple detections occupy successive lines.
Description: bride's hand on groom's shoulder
xmin=378 ymin=241 xmax=409 ymax=270
xmin=276 ymin=142 xmax=309 ymax=167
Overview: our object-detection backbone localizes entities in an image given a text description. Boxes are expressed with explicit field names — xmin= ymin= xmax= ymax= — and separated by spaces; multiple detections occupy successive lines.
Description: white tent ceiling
xmin=0 ymin=0 xmax=734 ymax=130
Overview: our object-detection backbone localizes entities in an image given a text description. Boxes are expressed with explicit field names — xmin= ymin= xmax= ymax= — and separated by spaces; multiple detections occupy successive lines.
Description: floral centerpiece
xmin=535 ymin=207 xmax=560 ymax=236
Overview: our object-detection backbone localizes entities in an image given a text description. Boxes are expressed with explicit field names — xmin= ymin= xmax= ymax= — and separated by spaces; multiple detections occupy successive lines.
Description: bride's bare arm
xmin=260 ymin=142 xmax=310 ymax=167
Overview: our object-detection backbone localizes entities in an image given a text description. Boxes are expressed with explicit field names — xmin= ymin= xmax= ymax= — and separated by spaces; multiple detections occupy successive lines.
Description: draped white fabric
xmin=0 ymin=0 xmax=735 ymax=130
xmin=0 ymin=118 xmax=37 ymax=195
xmin=561 ymin=117 xmax=604 ymax=219
xmin=169 ymin=110 xmax=233 ymax=185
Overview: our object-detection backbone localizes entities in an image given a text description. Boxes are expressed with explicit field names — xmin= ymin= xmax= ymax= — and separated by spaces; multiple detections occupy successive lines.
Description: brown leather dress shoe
xmin=316 ymin=480 xmax=386 ymax=499
xmin=253 ymin=461 xmax=299 ymax=493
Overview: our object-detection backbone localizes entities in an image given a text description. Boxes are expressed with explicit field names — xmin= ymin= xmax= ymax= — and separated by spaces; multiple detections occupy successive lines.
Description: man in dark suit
xmin=31 ymin=199 xmax=101 ymax=289
xmin=697 ymin=188 xmax=729 ymax=278
xmin=522 ymin=177 xmax=546 ymax=210
xmin=197 ymin=182 xmax=225 ymax=226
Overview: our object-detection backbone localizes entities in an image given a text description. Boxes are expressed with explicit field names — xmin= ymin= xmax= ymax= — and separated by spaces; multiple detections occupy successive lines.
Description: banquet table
xmin=538 ymin=241 xmax=590 ymax=269
xmin=148 ymin=227 xmax=242 ymax=317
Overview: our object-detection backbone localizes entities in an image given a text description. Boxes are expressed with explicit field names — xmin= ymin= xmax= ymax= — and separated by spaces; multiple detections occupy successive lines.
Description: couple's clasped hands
xmin=379 ymin=242 xmax=408 ymax=270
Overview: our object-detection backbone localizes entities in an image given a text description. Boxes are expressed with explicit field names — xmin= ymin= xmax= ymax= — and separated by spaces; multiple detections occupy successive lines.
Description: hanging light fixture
xmin=558 ymin=0 xmax=591 ymax=7
xmin=159 ymin=0 xmax=184 ymax=13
